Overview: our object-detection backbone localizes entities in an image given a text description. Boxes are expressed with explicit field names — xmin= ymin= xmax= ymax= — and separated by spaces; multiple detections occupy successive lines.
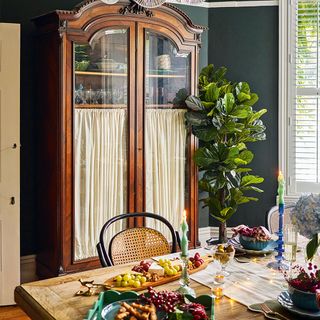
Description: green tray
xmin=85 ymin=290 xmax=214 ymax=320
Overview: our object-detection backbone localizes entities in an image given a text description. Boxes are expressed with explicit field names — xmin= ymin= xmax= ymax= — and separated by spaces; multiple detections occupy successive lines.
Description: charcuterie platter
xmin=104 ymin=253 xmax=213 ymax=292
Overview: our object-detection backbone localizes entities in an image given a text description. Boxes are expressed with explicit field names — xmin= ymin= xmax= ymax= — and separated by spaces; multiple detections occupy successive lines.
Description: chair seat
xmin=110 ymin=227 xmax=170 ymax=265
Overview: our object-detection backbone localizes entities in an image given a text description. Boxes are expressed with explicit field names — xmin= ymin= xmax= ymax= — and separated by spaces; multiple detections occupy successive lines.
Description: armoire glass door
xmin=73 ymin=28 xmax=128 ymax=261
xmin=144 ymin=30 xmax=191 ymax=239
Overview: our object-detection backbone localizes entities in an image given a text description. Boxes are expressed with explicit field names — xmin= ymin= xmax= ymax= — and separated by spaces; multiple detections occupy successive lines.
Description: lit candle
xmin=212 ymin=286 xmax=224 ymax=299
xmin=278 ymin=171 xmax=285 ymax=206
xmin=181 ymin=210 xmax=189 ymax=257
xmin=214 ymin=274 xmax=225 ymax=284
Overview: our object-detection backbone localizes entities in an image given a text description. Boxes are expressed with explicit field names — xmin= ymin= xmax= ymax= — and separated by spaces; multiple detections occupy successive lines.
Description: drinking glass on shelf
xmin=84 ymin=89 xmax=94 ymax=105
xmin=106 ymin=90 xmax=113 ymax=104
xmin=74 ymin=84 xmax=85 ymax=104
xmin=283 ymin=224 xmax=298 ymax=271
xmin=95 ymin=89 xmax=103 ymax=104
xmin=74 ymin=89 xmax=84 ymax=104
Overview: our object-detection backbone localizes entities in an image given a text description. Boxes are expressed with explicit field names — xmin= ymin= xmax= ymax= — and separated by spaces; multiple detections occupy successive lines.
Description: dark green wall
xmin=174 ymin=4 xmax=209 ymax=229
xmin=1 ymin=0 xmax=278 ymax=254
xmin=208 ymin=6 xmax=279 ymax=228
xmin=0 ymin=0 xmax=209 ymax=255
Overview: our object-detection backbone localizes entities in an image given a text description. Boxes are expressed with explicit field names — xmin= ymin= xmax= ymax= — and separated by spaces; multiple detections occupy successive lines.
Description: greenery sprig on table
xmin=183 ymin=65 xmax=267 ymax=242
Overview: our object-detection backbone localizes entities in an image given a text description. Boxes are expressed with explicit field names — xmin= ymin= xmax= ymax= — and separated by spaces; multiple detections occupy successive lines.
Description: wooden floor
xmin=0 ymin=306 xmax=30 ymax=320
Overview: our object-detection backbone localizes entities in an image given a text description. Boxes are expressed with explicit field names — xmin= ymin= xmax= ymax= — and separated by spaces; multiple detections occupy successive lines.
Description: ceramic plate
xmin=101 ymin=298 xmax=167 ymax=320
xmin=229 ymin=237 xmax=277 ymax=256
xmin=278 ymin=291 xmax=320 ymax=319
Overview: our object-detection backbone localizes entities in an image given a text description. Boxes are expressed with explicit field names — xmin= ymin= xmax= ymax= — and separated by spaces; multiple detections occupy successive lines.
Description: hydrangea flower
xmin=290 ymin=193 xmax=320 ymax=239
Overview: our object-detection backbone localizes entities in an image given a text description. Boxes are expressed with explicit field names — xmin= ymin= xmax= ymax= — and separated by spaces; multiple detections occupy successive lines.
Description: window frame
xmin=279 ymin=0 xmax=320 ymax=201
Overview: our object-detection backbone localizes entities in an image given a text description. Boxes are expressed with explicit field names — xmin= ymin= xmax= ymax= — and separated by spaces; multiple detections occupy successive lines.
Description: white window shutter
xmin=289 ymin=0 xmax=320 ymax=193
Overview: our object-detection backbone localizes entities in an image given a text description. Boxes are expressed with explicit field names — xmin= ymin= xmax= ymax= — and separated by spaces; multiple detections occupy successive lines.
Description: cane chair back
xmin=97 ymin=212 xmax=177 ymax=267
xmin=267 ymin=204 xmax=295 ymax=234
xmin=110 ymin=227 xmax=170 ymax=265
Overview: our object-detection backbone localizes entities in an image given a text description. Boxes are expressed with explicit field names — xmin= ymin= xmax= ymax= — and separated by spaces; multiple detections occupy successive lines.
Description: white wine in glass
xmin=284 ymin=224 xmax=298 ymax=274
xmin=284 ymin=242 xmax=297 ymax=263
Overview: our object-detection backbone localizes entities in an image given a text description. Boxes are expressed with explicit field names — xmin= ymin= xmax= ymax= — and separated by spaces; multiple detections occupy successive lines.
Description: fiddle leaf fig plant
xmin=185 ymin=65 xmax=267 ymax=242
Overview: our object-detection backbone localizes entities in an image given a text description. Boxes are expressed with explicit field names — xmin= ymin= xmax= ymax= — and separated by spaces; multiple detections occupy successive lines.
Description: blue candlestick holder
xmin=267 ymin=203 xmax=289 ymax=270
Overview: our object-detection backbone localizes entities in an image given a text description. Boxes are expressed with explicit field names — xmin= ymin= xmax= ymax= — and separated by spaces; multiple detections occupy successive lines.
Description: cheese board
xmin=104 ymin=253 xmax=214 ymax=292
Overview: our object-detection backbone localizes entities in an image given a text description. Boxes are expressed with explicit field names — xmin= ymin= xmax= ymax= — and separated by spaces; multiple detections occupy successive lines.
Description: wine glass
xmin=213 ymin=244 xmax=235 ymax=277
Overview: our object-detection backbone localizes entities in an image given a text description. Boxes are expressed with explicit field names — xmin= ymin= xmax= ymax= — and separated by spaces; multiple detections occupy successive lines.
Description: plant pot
xmin=288 ymin=284 xmax=320 ymax=312
xmin=239 ymin=235 xmax=272 ymax=251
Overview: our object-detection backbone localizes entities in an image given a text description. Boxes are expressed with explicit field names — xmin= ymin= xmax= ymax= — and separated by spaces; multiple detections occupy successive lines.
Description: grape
xmin=115 ymin=275 xmax=123 ymax=282
xmin=140 ymin=276 xmax=147 ymax=284
xmin=181 ymin=302 xmax=208 ymax=319
xmin=140 ymin=287 xmax=183 ymax=312
xmin=121 ymin=280 xmax=128 ymax=287
xmin=142 ymin=265 xmax=149 ymax=272
xmin=141 ymin=288 xmax=208 ymax=319
xmin=133 ymin=280 xmax=141 ymax=288
xmin=132 ymin=260 xmax=152 ymax=272
xmin=123 ymin=274 xmax=130 ymax=281
xmin=194 ymin=261 xmax=201 ymax=268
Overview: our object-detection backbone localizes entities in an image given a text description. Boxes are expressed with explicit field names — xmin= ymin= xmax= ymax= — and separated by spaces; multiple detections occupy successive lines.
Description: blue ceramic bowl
xmin=288 ymin=284 xmax=320 ymax=312
xmin=239 ymin=235 xmax=272 ymax=251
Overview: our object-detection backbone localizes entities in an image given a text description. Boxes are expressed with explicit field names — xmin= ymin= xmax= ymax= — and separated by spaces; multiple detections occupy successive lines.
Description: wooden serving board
xmin=104 ymin=254 xmax=214 ymax=292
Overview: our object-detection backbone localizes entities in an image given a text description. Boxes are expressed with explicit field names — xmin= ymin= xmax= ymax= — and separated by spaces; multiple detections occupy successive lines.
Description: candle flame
xmin=278 ymin=170 xmax=284 ymax=181
xmin=183 ymin=209 xmax=187 ymax=220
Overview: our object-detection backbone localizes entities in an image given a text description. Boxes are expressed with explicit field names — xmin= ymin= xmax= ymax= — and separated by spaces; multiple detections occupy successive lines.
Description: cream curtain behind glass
xmin=145 ymin=109 xmax=187 ymax=239
xmin=74 ymin=109 xmax=127 ymax=260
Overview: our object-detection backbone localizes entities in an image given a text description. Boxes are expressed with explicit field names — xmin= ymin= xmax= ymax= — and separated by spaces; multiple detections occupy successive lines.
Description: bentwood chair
xmin=266 ymin=204 xmax=295 ymax=234
xmin=96 ymin=212 xmax=178 ymax=267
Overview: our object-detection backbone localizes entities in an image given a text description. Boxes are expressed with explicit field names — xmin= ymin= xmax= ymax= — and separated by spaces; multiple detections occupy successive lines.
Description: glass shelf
xmin=75 ymin=71 xmax=127 ymax=77
xmin=75 ymin=71 xmax=185 ymax=78
xmin=74 ymin=104 xmax=185 ymax=109
xmin=145 ymin=104 xmax=184 ymax=109
xmin=74 ymin=104 xmax=127 ymax=109
xmin=146 ymin=74 xmax=185 ymax=78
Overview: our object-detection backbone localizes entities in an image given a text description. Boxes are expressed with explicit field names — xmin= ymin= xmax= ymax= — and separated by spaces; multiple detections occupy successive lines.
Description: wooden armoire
xmin=33 ymin=0 xmax=204 ymax=278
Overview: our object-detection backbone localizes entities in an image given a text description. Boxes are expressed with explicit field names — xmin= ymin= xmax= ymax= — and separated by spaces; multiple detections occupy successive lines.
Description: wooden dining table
xmin=14 ymin=260 xmax=266 ymax=320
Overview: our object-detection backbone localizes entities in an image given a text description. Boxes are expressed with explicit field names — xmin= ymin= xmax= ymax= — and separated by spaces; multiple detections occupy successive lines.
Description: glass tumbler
xmin=283 ymin=224 xmax=298 ymax=271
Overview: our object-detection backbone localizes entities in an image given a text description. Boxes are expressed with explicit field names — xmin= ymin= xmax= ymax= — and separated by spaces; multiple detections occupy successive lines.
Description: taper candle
xmin=181 ymin=210 xmax=189 ymax=257
xmin=278 ymin=171 xmax=285 ymax=205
